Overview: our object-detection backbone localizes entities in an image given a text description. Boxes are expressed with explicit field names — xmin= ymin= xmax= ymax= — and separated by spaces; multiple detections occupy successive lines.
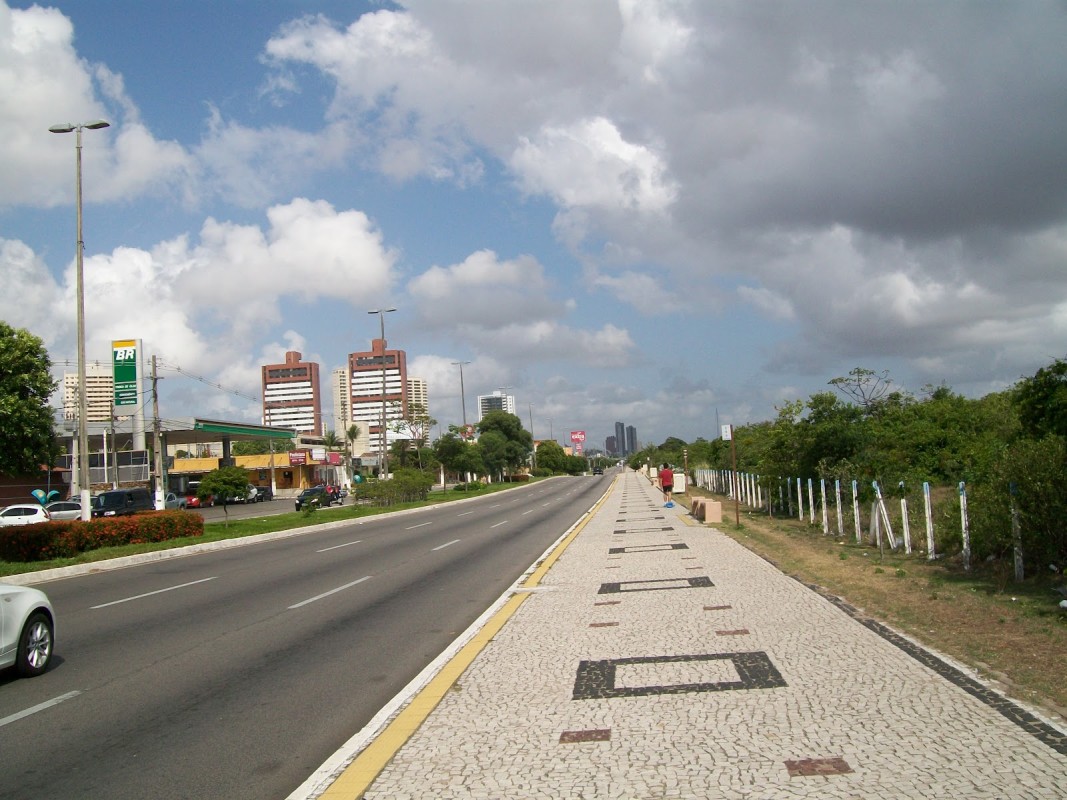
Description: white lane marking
xmin=318 ymin=540 xmax=363 ymax=552
xmin=91 ymin=577 xmax=217 ymax=609
xmin=489 ymin=504 xmax=501 ymax=508
xmin=0 ymin=691 xmax=82 ymax=729
xmin=432 ymin=539 xmax=461 ymax=551
xmin=521 ymin=509 xmax=534 ymax=515
xmin=289 ymin=576 xmax=372 ymax=609
xmin=456 ymin=511 xmax=474 ymax=517
xmin=490 ymin=520 xmax=508 ymax=528
xmin=406 ymin=522 xmax=433 ymax=530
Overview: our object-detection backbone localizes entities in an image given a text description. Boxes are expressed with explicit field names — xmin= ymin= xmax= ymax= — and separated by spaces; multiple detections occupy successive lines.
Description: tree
xmin=534 ymin=440 xmax=567 ymax=473
xmin=0 ymin=323 xmax=57 ymax=476
xmin=345 ymin=423 xmax=361 ymax=474
xmin=1013 ymin=356 xmax=1067 ymax=439
xmin=390 ymin=401 xmax=437 ymax=469
xmin=197 ymin=466 xmax=249 ymax=525
xmin=828 ymin=367 xmax=894 ymax=410
xmin=476 ymin=411 xmax=532 ymax=473
xmin=476 ymin=430 xmax=510 ymax=481
xmin=321 ymin=429 xmax=342 ymax=451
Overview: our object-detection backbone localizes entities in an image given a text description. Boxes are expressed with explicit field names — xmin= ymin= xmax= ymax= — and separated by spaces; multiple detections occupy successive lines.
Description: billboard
xmin=570 ymin=430 xmax=586 ymax=444
xmin=112 ymin=339 xmax=138 ymax=407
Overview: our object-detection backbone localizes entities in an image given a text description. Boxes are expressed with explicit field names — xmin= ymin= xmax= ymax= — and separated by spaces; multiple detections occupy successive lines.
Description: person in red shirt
xmin=659 ymin=463 xmax=674 ymax=507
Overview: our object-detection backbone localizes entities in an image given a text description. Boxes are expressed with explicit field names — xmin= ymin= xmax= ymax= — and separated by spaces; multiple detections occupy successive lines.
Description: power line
xmin=51 ymin=357 xmax=260 ymax=403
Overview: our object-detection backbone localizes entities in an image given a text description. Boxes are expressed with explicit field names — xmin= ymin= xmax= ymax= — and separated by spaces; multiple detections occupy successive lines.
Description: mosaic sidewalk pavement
xmin=349 ymin=470 xmax=1067 ymax=799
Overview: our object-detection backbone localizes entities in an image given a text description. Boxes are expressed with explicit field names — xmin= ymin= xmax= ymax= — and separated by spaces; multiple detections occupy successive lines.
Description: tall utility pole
xmin=368 ymin=308 xmax=396 ymax=478
xmin=528 ymin=403 xmax=536 ymax=471
xmin=151 ymin=355 xmax=164 ymax=509
xmin=452 ymin=360 xmax=470 ymax=436
xmin=49 ymin=119 xmax=110 ymax=521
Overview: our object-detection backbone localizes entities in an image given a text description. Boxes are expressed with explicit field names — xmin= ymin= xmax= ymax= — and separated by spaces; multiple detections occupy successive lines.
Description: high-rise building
xmin=331 ymin=367 xmax=350 ymax=436
xmin=477 ymin=390 xmax=516 ymax=420
xmin=261 ymin=351 xmax=322 ymax=434
xmin=407 ymin=377 xmax=428 ymax=412
xmin=626 ymin=425 xmax=637 ymax=455
xmin=614 ymin=421 xmax=626 ymax=456
xmin=606 ymin=435 xmax=618 ymax=455
xmin=63 ymin=362 xmax=115 ymax=423
xmin=348 ymin=337 xmax=408 ymax=457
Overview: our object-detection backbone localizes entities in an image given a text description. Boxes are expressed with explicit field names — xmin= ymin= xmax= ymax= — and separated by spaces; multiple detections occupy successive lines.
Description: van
xmin=91 ymin=488 xmax=155 ymax=517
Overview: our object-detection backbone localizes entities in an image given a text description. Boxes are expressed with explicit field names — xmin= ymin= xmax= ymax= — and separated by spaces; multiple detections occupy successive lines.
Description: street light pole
xmin=50 ymin=119 xmax=109 ymax=521
xmin=451 ymin=360 xmax=470 ymax=435
xmin=368 ymin=308 xmax=396 ymax=479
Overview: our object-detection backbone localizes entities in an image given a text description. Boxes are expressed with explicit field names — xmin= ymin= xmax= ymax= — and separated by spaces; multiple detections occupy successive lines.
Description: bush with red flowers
xmin=0 ymin=511 xmax=204 ymax=562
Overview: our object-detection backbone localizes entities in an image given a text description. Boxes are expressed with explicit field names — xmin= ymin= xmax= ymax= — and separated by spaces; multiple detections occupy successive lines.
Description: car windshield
xmin=91 ymin=494 xmax=122 ymax=509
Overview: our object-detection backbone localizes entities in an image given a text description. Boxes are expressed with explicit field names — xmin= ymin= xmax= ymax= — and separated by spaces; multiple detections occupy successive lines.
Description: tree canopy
xmin=0 ymin=323 xmax=57 ymax=475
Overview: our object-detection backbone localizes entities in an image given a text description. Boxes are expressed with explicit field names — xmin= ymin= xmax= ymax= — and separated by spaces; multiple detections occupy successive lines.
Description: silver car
xmin=45 ymin=500 xmax=83 ymax=520
xmin=0 ymin=583 xmax=55 ymax=677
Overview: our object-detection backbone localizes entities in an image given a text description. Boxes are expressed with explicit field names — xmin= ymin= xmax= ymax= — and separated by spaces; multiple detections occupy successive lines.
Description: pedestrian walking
xmin=659 ymin=463 xmax=674 ymax=507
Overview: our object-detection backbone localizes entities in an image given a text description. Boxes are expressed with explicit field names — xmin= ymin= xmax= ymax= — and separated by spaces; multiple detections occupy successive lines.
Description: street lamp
xmin=367 ymin=308 xmax=396 ymax=479
xmin=50 ymin=119 xmax=110 ymax=521
xmin=451 ymin=360 xmax=470 ymax=435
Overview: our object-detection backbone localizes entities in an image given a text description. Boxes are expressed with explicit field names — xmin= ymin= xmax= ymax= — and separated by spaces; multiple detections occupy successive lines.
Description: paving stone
xmin=355 ymin=471 xmax=1067 ymax=799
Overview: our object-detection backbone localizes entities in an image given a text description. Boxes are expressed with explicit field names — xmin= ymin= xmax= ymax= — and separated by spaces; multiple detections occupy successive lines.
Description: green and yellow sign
xmin=112 ymin=339 xmax=138 ymax=407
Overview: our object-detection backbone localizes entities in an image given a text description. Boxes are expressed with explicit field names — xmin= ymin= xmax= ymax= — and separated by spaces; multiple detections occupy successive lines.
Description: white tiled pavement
xmin=347 ymin=470 xmax=1067 ymax=799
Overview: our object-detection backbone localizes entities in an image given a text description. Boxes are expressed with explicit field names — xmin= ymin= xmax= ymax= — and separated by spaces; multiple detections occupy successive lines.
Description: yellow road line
xmin=320 ymin=592 xmax=529 ymax=799
xmin=320 ymin=474 xmax=618 ymax=798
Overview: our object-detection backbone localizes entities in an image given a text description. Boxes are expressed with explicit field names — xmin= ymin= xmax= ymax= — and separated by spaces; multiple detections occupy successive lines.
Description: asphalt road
xmin=0 ymin=475 xmax=610 ymax=800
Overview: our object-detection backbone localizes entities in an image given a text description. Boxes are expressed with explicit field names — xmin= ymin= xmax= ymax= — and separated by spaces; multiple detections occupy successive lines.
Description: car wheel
xmin=17 ymin=612 xmax=53 ymax=677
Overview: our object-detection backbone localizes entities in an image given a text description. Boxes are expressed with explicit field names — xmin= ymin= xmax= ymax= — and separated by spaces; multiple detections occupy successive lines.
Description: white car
xmin=0 ymin=504 xmax=51 ymax=526
xmin=0 ymin=583 xmax=55 ymax=677
xmin=45 ymin=500 xmax=83 ymax=521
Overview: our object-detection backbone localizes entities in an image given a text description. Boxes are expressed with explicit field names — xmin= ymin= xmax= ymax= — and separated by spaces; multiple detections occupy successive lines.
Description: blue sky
xmin=2 ymin=1 xmax=1066 ymax=451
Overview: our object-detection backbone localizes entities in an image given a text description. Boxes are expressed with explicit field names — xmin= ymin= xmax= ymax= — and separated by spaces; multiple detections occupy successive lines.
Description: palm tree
xmin=346 ymin=424 xmax=361 ymax=480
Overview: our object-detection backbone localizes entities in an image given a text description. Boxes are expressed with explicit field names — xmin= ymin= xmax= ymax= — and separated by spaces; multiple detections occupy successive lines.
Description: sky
xmin=2 ymin=1 xmax=1066 ymax=452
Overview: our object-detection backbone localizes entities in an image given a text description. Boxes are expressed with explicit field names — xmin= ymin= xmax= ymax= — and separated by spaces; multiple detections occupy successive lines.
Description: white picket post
xmin=820 ymin=479 xmax=829 ymax=534
xmin=959 ymin=481 xmax=971 ymax=571
xmin=835 ymin=479 xmax=844 ymax=537
xmin=923 ymin=481 xmax=935 ymax=559
xmin=852 ymin=480 xmax=861 ymax=543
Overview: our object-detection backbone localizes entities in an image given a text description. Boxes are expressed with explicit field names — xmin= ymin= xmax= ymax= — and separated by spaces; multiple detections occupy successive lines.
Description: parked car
xmin=0 ymin=583 xmax=55 ymax=677
xmin=295 ymin=485 xmax=340 ymax=510
xmin=165 ymin=492 xmax=187 ymax=510
xmin=253 ymin=485 xmax=274 ymax=502
xmin=185 ymin=481 xmax=213 ymax=508
xmin=0 ymin=504 xmax=51 ymax=526
xmin=91 ymin=488 xmax=154 ymax=518
xmin=45 ymin=500 xmax=83 ymax=520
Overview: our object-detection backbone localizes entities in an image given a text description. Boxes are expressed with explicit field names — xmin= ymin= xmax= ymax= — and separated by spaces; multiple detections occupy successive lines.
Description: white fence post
xmin=835 ymin=479 xmax=844 ymax=537
xmin=807 ymin=478 xmax=815 ymax=525
xmin=797 ymin=477 xmax=804 ymax=521
xmin=923 ymin=481 xmax=935 ymax=559
xmin=820 ymin=479 xmax=829 ymax=534
xmin=852 ymin=480 xmax=861 ymax=543
xmin=959 ymin=481 xmax=971 ymax=571
xmin=899 ymin=481 xmax=912 ymax=555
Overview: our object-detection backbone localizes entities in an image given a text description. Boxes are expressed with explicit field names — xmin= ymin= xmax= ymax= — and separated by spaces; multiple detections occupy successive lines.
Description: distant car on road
xmin=253 ymin=485 xmax=274 ymax=502
xmin=165 ymin=492 xmax=187 ymax=510
xmin=45 ymin=500 xmax=83 ymax=520
xmin=0 ymin=504 xmax=51 ymax=526
xmin=0 ymin=582 xmax=55 ymax=677
xmin=295 ymin=485 xmax=340 ymax=510
xmin=592 ymin=467 xmax=604 ymax=475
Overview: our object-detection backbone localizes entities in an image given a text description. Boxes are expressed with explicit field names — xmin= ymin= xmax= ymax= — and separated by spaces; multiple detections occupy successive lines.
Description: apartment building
xmin=261 ymin=351 xmax=322 ymax=434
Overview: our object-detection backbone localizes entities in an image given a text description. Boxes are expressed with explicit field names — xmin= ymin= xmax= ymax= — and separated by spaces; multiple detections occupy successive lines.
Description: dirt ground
xmin=683 ymin=490 xmax=1067 ymax=725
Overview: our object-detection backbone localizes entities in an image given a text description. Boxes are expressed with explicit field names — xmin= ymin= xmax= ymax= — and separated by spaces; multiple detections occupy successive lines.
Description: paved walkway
xmin=302 ymin=470 xmax=1067 ymax=799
